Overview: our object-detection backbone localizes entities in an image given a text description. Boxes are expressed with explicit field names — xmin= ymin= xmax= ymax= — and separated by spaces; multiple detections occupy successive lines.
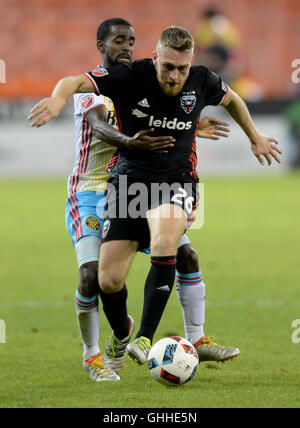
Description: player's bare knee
xmin=176 ymin=244 xmax=200 ymax=273
xmin=98 ymin=270 xmax=124 ymax=294
xmin=151 ymin=234 xmax=178 ymax=255
xmin=78 ymin=262 xmax=99 ymax=297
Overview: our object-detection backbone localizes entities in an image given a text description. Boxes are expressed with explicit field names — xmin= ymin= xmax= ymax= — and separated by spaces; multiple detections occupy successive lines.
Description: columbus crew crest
xmin=180 ymin=92 xmax=197 ymax=114
xmin=85 ymin=216 xmax=100 ymax=231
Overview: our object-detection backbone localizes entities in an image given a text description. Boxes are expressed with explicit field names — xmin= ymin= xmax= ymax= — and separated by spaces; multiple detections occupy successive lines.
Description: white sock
xmin=75 ymin=290 xmax=100 ymax=360
xmin=176 ymin=271 xmax=205 ymax=345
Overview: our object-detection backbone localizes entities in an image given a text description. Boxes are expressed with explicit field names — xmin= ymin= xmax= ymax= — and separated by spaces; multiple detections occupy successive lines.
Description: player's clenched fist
xmin=28 ymin=96 xmax=66 ymax=127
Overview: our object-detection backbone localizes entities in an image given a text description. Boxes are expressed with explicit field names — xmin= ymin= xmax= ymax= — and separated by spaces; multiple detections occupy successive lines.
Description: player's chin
xmin=116 ymin=57 xmax=131 ymax=64
xmin=164 ymin=86 xmax=182 ymax=97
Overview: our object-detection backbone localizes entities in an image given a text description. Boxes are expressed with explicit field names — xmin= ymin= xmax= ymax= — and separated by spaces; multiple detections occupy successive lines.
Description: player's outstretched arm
xmin=197 ymin=117 xmax=230 ymax=140
xmin=28 ymin=74 xmax=94 ymax=128
xmin=221 ymin=88 xmax=282 ymax=165
xmin=87 ymin=108 xmax=175 ymax=153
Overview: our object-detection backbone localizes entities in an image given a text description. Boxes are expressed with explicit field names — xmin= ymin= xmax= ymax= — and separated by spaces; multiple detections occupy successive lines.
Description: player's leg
xmin=74 ymin=235 xmax=105 ymax=360
xmin=98 ymin=239 xmax=137 ymax=373
xmin=176 ymin=237 xmax=205 ymax=344
xmin=66 ymin=193 xmax=119 ymax=381
xmin=176 ymin=237 xmax=240 ymax=363
xmin=127 ymin=203 xmax=186 ymax=364
xmin=76 ymin=241 xmax=119 ymax=380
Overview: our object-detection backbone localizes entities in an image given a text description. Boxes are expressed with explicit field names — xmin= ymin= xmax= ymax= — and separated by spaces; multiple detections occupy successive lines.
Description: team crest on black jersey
xmin=180 ymin=92 xmax=197 ymax=114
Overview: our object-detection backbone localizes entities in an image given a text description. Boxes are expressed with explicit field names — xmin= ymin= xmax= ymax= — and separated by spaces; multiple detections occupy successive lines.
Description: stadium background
xmin=0 ymin=0 xmax=300 ymax=176
xmin=1 ymin=0 xmax=300 ymax=409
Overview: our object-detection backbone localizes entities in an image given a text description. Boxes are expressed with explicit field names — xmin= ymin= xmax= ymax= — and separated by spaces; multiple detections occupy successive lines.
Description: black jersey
xmin=86 ymin=59 xmax=227 ymax=181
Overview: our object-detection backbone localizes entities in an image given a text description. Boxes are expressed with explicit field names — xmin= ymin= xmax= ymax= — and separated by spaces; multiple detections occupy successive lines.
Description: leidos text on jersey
xmin=149 ymin=115 xmax=192 ymax=130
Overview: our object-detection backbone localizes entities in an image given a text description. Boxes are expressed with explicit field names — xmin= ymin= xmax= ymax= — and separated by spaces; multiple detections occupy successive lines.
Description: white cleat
xmin=83 ymin=352 xmax=120 ymax=381
xmin=103 ymin=316 xmax=135 ymax=374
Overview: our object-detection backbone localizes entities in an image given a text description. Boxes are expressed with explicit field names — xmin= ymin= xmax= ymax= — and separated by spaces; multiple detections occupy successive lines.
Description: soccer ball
xmin=147 ymin=336 xmax=199 ymax=387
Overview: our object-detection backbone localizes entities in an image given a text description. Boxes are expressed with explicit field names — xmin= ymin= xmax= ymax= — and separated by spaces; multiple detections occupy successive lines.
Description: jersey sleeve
xmin=85 ymin=64 xmax=133 ymax=100
xmin=73 ymin=93 xmax=105 ymax=119
xmin=204 ymin=68 xmax=228 ymax=106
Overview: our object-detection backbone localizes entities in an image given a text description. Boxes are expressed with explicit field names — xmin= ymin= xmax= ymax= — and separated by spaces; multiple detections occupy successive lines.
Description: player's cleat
xmin=194 ymin=336 xmax=240 ymax=363
xmin=103 ymin=316 xmax=135 ymax=374
xmin=126 ymin=336 xmax=152 ymax=365
xmin=83 ymin=352 xmax=120 ymax=381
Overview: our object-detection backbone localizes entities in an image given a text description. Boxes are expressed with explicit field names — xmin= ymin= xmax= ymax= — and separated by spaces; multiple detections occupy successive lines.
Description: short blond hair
xmin=158 ymin=26 xmax=194 ymax=52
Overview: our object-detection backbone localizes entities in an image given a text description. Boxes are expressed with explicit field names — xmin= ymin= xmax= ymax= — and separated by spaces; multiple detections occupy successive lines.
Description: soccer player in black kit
xmin=29 ymin=26 xmax=282 ymax=380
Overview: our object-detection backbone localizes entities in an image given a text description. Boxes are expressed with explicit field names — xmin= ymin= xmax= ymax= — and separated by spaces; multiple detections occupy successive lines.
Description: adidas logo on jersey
xmin=149 ymin=116 xmax=192 ymax=130
xmin=138 ymin=98 xmax=150 ymax=108
xmin=132 ymin=109 xmax=149 ymax=118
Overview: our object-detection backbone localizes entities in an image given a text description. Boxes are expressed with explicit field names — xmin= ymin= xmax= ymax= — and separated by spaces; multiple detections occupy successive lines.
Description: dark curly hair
xmin=97 ymin=18 xmax=133 ymax=42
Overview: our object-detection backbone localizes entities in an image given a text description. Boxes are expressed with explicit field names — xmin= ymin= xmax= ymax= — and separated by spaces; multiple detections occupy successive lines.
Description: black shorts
xmin=101 ymin=176 xmax=198 ymax=250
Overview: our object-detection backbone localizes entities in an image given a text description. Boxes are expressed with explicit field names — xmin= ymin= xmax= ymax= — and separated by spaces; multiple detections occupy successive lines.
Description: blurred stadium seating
xmin=0 ymin=0 xmax=299 ymax=176
xmin=0 ymin=0 xmax=299 ymax=99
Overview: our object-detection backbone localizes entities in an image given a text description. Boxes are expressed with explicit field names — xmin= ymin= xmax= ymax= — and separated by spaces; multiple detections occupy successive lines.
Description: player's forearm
xmin=28 ymin=74 xmax=95 ymax=128
xmin=89 ymin=115 xmax=131 ymax=150
xmin=222 ymin=89 xmax=260 ymax=142
xmin=51 ymin=75 xmax=90 ymax=106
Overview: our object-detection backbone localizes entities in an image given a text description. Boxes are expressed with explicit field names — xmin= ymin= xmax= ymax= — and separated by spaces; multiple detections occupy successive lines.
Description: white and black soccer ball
xmin=147 ymin=336 xmax=199 ymax=387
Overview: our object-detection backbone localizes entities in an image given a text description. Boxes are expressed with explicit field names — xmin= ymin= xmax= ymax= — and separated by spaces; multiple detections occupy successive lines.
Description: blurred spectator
xmin=230 ymin=73 xmax=264 ymax=102
xmin=193 ymin=7 xmax=264 ymax=102
xmin=199 ymin=44 xmax=233 ymax=83
xmin=194 ymin=7 xmax=241 ymax=52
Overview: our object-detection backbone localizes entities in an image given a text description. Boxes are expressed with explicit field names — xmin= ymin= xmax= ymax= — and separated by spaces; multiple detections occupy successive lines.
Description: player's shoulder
xmin=189 ymin=65 xmax=222 ymax=89
xmin=124 ymin=58 xmax=154 ymax=74
xmin=190 ymin=65 xmax=211 ymax=80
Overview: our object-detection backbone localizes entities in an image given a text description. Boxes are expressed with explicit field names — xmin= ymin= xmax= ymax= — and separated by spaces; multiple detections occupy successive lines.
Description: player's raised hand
xmin=129 ymin=128 xmax=175 ymax=153
xmin=250 ymin=134 xmax=282 ymax=166
xmin=197 ymin=116 xmax=230 ymax=140
xmin=28 ymin=97 xmax=66 ymax=127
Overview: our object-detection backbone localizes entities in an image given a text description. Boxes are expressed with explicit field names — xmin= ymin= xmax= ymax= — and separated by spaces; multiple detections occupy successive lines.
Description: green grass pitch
xmin=0 ymin=173 xmax=300 ymax=408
